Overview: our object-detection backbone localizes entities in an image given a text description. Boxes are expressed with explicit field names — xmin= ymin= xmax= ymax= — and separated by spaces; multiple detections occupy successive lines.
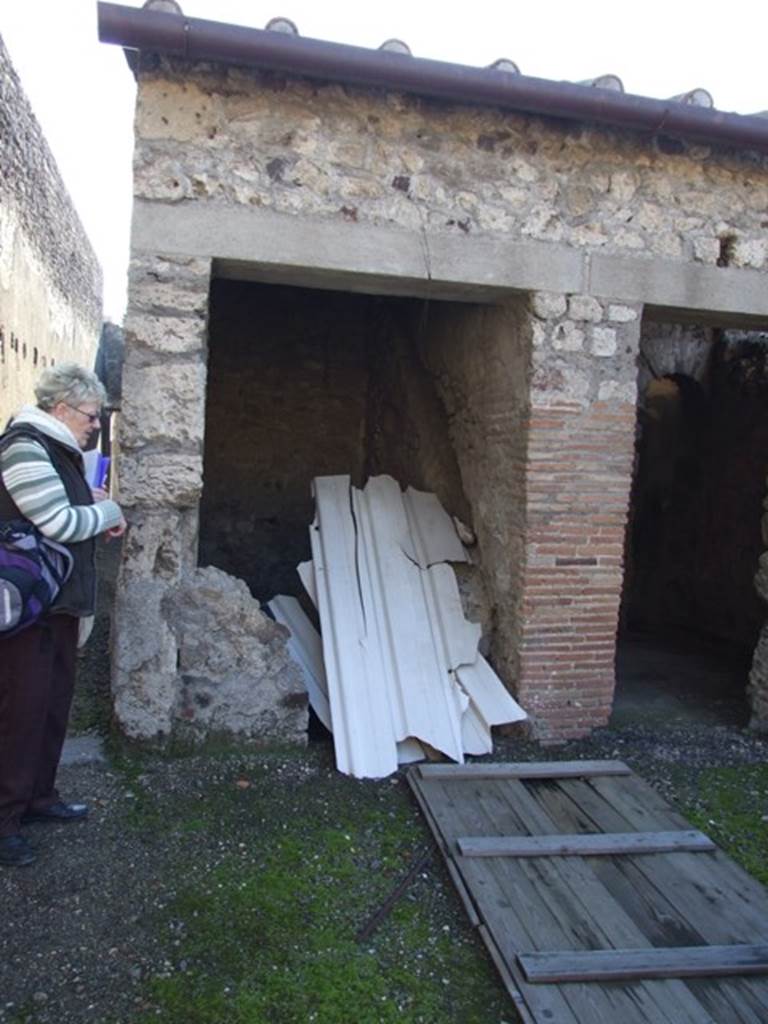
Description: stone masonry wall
xmin=116 ymin=255 xmax=307 ymax=743
xmin=133 ymin=62 xmax=768 ymax=271
xmin=0 ymin=34 xmax=101 ymax=423
xmin=114 ymin=252 xmax=210 ymax=740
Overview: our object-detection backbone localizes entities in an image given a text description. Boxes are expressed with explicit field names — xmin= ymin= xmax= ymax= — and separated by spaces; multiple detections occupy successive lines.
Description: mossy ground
xmin=681 ymin=762 xmax=768 ymax=886
xmin=107 ymin=744 xmax=514 ymax=1024
xmin=100 ymin=741 xmax=768 ymax=1024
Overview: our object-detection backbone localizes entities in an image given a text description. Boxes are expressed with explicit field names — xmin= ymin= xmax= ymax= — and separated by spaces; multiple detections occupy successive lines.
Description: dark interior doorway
xmin=615 ymin=326 xmax=768 ymax=727
xmin=198 ymin=277 xmax=472 ymax=603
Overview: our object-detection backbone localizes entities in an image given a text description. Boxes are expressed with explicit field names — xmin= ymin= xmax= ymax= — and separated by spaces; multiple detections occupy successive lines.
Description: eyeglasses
xmin=62 ymin=402 xmax=101 ymax=425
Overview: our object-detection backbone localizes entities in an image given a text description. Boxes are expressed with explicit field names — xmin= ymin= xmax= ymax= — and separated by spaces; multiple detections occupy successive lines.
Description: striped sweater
xmin=0 ymin=405 xmax=122 ymax=543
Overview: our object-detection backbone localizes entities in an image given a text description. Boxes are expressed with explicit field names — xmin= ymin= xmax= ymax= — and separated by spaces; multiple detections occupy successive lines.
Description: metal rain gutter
xmin=97 ymin=1 xmax=768 ymax=154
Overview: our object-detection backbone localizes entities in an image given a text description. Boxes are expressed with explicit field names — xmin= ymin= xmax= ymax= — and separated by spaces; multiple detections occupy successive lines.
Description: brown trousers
xmin=0 ymin=615 xmax=78 ymax=836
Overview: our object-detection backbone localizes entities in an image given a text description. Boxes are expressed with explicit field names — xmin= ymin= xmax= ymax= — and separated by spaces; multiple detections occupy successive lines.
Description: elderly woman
xmin=0 ymin=363 xmax=125 ymax=868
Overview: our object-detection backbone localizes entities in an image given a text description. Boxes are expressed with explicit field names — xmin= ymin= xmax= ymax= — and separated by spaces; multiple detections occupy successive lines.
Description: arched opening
xmin=616 ymin=327 xmax=768 ymax=727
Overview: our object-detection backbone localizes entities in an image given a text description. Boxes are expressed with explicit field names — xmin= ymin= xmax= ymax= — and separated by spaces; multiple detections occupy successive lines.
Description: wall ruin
xmin=0 ymin=34 xmax=101 ymax=423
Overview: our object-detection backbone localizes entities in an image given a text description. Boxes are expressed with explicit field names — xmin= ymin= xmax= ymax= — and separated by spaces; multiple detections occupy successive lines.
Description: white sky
xmin=2 ymin=0 xmax=766 ymax=323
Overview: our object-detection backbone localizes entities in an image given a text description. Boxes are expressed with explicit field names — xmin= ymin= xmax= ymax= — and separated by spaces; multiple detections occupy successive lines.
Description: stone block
xmin=120 ymin=508 xmax=198 ymax=583
xmin=124 ymin=313 xmax=208 ymax=355
xmin=591 ymin=326 xmax=618 ymax=357
xmin=531 ymin=321 xmax=547 ymax=349
xmin=732 ymin=238 xmax=768 ymax=270
xmin=112 ymin=579 xmax=179 ymax=739
xmin=118 ymin=451 xmax=203 ymax=508
xmin=609 ymin=171 xmax=638 ymax=203
xmin=692 ymin=237 xmax=720 ymax=264
xmin=128 ymin=253 xmax=211 ymax=315
xmin=607 ymin=304 xmax=638 ymax=323
xmin=167 ymin=567 xmax=308 ymax=743
xmin=531 ymin=356 xmax=590 ymax=403
xmin=120 ymin=362 xmax=207 ymax=449
xmin=552 ymin=321 xmax=584 ymax=352
xmin=598 ymin=379 xmax=637 ymax=403
xmin=568 ymin=295 xmax=603 ymax=323
xmin=136 ymin=79 xmax=223 ymax=142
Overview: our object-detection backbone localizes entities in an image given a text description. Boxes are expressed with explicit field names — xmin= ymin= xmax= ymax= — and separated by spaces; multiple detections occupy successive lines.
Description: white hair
xmin=35 ymin=363 xmax=106 ymax=411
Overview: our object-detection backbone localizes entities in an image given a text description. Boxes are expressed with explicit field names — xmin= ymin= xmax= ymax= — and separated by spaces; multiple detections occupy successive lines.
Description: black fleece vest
xmin=0 ymin=424 xmax=97 ymax=617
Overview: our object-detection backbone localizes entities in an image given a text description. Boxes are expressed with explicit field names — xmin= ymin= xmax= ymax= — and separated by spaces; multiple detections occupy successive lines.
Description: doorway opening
xmin=616 ymin=323 xmax=768 ymax=727
xmin=197 ymin=275 xmax=536 ymax=739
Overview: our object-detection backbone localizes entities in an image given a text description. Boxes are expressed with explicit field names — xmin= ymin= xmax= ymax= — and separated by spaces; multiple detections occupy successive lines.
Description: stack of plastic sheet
xmin=270 ymin=474 xmax=526 ymax=779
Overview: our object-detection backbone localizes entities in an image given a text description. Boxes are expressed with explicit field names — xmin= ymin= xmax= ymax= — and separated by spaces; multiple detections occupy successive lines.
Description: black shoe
xmin=0 ymin=834 xmax=37 ymax=867
xmin=21 ymin=801 xmax=89 ymax=825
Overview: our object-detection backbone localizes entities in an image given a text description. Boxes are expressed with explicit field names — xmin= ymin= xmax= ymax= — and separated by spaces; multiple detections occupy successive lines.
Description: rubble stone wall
xmin=133 ymin=62 xmax=768 ymax=270
xmin=116 ymin=255 xmax=308 ymax=744
xmin=0 ymin=35 xmax=101 ymax=423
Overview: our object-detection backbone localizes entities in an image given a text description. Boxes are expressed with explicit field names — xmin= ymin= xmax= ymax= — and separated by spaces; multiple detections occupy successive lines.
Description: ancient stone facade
xmin=132 ymin=69 xmax=768 ymax=265
xmin=115 ymin=45 xmax=768 ymax=743
xmin=0 ymin=35 xmax=101 ymax=424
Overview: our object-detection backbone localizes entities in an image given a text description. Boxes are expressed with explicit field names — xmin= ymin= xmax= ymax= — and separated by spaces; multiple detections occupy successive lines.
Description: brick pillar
xmin=517 ymin=293 xmax=642 ymax=741
xmin=112 ymin=253 xmax=211 ymax=740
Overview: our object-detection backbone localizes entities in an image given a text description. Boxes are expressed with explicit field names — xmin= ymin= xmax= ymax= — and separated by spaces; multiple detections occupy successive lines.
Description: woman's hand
xmin=91 ymin=487 xmax=109 ymax=502
xmin=106 ymin=516 xmax=127 ymax=540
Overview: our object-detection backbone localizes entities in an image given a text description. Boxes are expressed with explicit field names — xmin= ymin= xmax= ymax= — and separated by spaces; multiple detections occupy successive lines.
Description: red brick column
xmin=517 ymin=294 xmax=642 ymax=741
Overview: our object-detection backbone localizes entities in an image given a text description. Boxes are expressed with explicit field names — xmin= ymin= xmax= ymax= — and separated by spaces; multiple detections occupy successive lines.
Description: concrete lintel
xmin=132 ymin=200 xmax=584 ymax=302
xmin=590 ymin=254 xmax=768 ymax=322
xmin=132 ymin=199 xmax=768 ymax=322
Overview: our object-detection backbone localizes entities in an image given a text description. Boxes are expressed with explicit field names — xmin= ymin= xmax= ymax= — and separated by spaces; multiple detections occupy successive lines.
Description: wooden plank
xmin=541 ymin=776 xmax=768 ymax=1022
xmin=417 ymin=760 xmax=631 ymax=780
xmin=519 ymin=944 xmax=768 ymax=983
xmin=406 ymin=772 xmax=481 ymax=928
xmin=457 ymin=829 xmax=715 ymax=858
xmin=415 ymin=775 xmax=584 ymax=1024
xmin=412 ymin=765 xmax=768 ymax=1023
xmin=442 ymin=775 xmax=711 ymax=1024
xmin=477 ymin=923 xmax=537 ymax=1024
xmin=587 ymin=775 xmax=768 ymax=940
xmin=479 ymin=777 xmax=718 ymax=1024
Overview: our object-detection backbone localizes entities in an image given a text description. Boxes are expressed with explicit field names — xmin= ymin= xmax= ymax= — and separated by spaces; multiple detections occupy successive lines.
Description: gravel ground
xmin=1 ymin=721 xmax=766 ymax=1024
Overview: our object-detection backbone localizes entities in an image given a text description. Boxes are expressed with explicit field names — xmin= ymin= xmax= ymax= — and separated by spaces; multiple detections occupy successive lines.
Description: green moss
xmin=110 ymin=747 xmax=511 ymax=1023
xmin=682 ymin=763 xmax=768 ymax=885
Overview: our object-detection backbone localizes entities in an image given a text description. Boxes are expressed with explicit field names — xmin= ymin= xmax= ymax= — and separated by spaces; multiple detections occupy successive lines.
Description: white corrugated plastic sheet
xmin=274 ymin=475 xmax=526 ymax=779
